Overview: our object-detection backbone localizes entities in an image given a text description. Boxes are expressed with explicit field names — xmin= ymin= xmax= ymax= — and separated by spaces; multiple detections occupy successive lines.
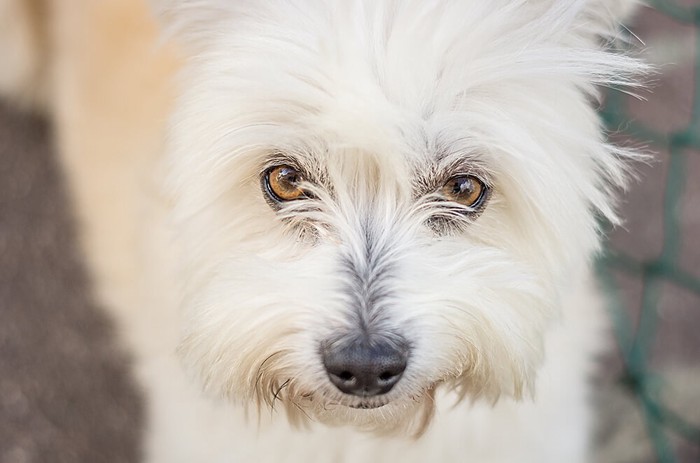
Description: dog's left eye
xmin=440 ymin=175 xmax=488 ymax=209
xmin=263 ymin=165 xmax=308 ymax=202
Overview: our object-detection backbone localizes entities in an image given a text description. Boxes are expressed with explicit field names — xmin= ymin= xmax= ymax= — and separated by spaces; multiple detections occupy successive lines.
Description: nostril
xmin=337 ymin=371 xmax=354 ymax=382
xmin=378 ymin=371 xmax=396 ymax=382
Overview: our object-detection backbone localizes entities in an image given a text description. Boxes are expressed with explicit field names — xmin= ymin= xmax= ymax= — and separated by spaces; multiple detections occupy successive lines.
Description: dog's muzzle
xmin=321 ymin=337 xmax=409 ymax=397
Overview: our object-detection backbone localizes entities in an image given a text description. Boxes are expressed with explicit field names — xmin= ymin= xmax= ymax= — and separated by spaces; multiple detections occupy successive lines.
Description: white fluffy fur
xmin=2 ymin=0 xmax=647 ymax=461
xmin=164 ymin=0 xmax=644 ymax=432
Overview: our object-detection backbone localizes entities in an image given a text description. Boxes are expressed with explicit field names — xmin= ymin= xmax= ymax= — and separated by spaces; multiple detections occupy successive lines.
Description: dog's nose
xmin=322 ymin=338 xmax=408 ymax=397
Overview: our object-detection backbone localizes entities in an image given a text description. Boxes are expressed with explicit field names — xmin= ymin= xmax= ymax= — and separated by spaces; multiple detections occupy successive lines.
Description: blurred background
xmin=595 ymin=1 xmax=700 ymax=462
xmin=0 ymin=2 xmax=699 ymax=462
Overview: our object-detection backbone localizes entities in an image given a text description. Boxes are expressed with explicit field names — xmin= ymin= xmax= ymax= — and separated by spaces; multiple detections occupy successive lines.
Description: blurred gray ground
xmin=0 ymin=5 xmax=699 ymax=463
xmin=0 ymin=107 xmax=142 ymax=462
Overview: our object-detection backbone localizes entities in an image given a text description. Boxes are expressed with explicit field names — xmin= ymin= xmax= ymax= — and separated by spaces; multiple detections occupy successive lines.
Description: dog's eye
xmin=440 ymin=175 xmax=487 ymax=208
xmin=264 ymin=165 xmax=307 ymax=202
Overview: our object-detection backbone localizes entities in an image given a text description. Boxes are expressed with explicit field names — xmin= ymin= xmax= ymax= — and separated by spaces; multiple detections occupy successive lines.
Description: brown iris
xmin=264 ymin=165 xmax=307 ymax=202
xmin=440 ymin=175 xmax=487 ymax=208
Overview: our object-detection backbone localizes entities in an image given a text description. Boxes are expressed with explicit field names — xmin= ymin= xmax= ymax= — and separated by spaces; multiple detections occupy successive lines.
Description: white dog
xmin=1 ymin=0 xmax=647 ymax=461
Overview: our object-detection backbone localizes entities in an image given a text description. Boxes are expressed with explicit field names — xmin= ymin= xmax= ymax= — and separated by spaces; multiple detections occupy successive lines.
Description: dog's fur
xmin=1 ymin=0 xmax=647 ymax=461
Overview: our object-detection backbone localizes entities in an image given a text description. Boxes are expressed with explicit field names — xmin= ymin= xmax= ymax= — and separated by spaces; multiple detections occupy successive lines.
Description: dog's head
xmin=159 ymin=0 xmax=644 ymax=435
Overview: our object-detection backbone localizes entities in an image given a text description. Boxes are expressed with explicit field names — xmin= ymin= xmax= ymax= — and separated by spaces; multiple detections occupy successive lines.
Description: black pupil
xmin=452 ymin=177 xmax=474 ymax=197
xmin=279 ymin=167 xmax=299 ymax=187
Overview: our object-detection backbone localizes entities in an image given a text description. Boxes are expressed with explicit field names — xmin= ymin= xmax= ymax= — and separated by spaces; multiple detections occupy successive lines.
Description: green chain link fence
xmin=598 ymin=1 xmax=700 ymax=461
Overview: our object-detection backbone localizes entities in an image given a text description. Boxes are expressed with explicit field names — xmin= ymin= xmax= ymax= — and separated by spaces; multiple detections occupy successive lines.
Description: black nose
xmin=322 ymin=338 xmax=409 ymax=397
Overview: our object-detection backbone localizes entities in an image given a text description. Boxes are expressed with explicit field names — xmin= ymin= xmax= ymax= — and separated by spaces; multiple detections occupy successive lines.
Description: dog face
xmin=160 ymin=0 xmax=643 ymax=434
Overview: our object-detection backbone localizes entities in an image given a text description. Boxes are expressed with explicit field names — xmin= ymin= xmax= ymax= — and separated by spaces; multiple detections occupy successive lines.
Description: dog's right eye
xmin=263 ymin=165 xmax=307 ymax=202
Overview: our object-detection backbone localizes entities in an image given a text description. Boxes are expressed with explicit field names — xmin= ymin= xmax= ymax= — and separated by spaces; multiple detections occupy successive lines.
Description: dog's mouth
xmin=300 ymin=390 xmax=392 ymax=410
xmin=348 ymin=400 xmax=389 ymax=410
xmin=317 ymin=388 xmax=432 ymax=411
xmin=297 ymin=378 xmax=441 ymax=413
xmin=293 ymin=384 xmax=440 ymax=434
